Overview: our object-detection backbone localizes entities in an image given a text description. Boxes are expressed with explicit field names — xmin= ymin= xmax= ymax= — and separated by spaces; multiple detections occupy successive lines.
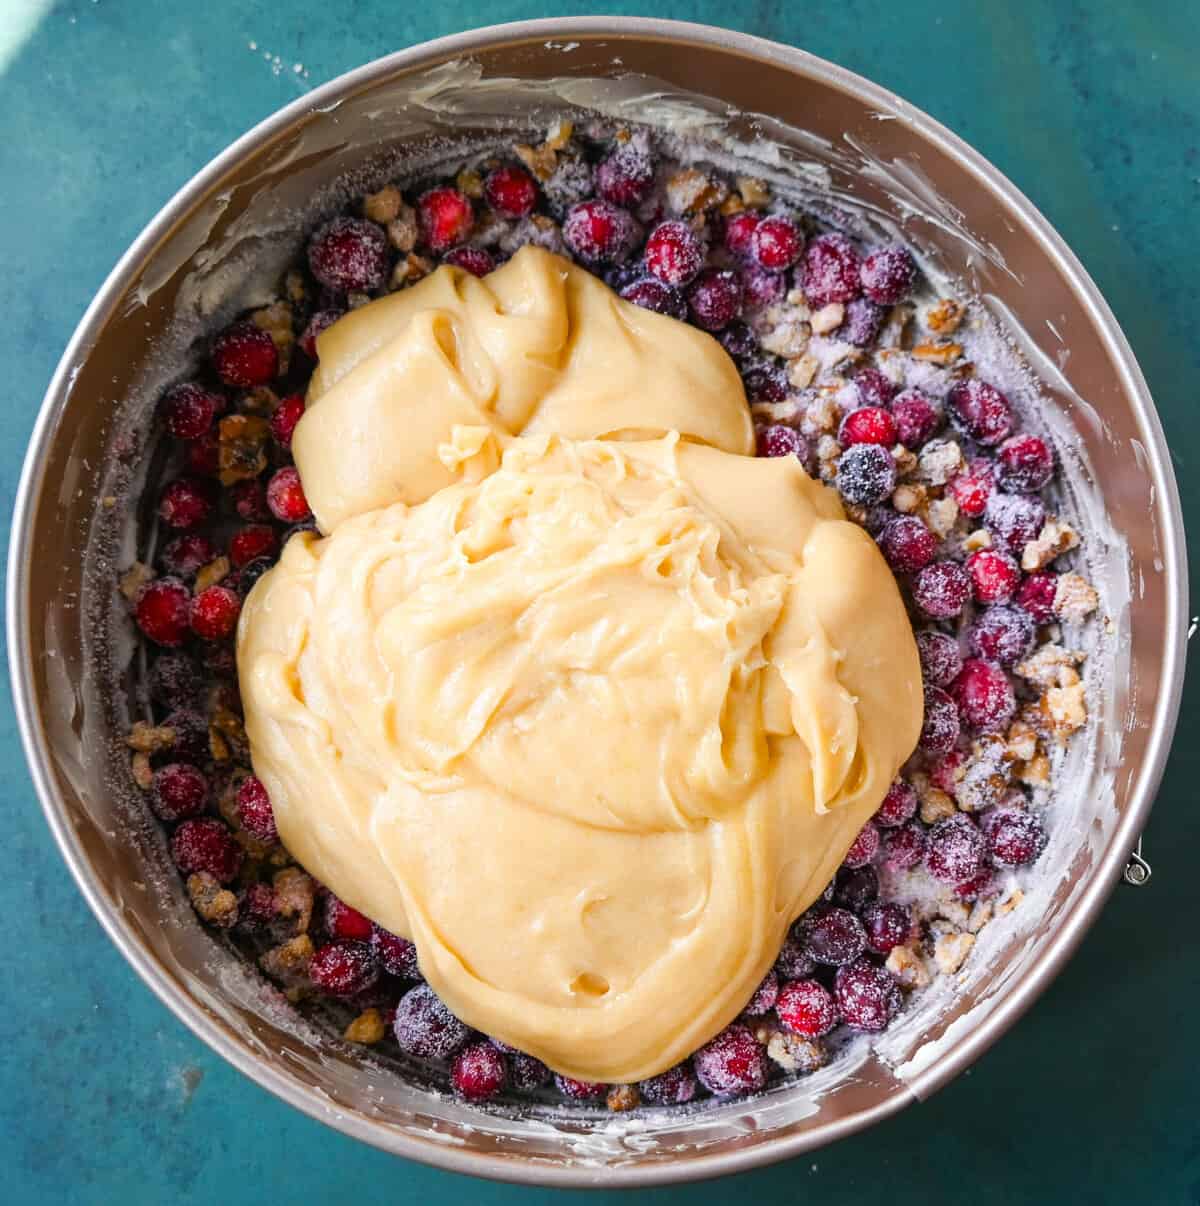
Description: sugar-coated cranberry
xmin=802 ymin=907 xmax=867 ymax=966
xmin=876 ymin=780 xmax=919 ymax=827
xmin=595 ymin=137 xmax=654 ymax=207
xmin=134 ymin=578 xmax=191 ymax=647
xmin=925 ymin=813 xmax=988 ymax=884
xmin=417 ymin=188 xmax=474 ymax=253
xmin=843 ymin=823 xmax=881 ymax=869
xmin=644 ymin=220 xmax=704 ymax=286
xmin=742 ymin=361 xmax=789 ymax=403
xmin=997 ymin=433 xmax=1054 ymax=493
xmin=687 ymin=268 xmax=743 ymax=331
xmin=619 ymin=278 xmax=687 ymax=320
xmin=920 ymin=685 xmax=962 ymax=755
xmin=952 ymin=658 xmax=1016 ymax=731
xmin=309 ymin=940 xmax=380 ymax=997
xmin=638 ymin=1062 xmax=698 ymax=1105
xmin=834 ymin=958 xmax=901 ymax=1032
xmin=948 ymin=460 xmax=996 ymax=518
xmin=170 ymin=817 xmax=243 ymax=884
xmin=228 ymin=480 xmax=268 ymax=523
xmin=947 ymin=379 xmax=1013 ymax=446
xmin=756 ymin=424 xmax=809 ymax=464
xmin=834 ymin=864 xmax=879 ymax=912
xmin=967 ymin=548 xmax=1020 ymax=604
xmin=878 ymin=516 xmax=936 ymax=574
xmin=307 ymin=216 xmax=389 ymax=292
xmin=841 ymin=297 xmax=886 ymax=347
xmin=393 ymin=984 xmax=470 ymax=1058
xmin=740 ymin=264 xmax=787 ymax=308
xmin=267 ymin=393 xmax=305 ymax=449
xmin=161 ymin=383 xmax=221 ymax=439
xmin=723 ymin=210 xmax=761 ymax=259
xmin=882 ymin=822 xmax=927 ymax=871
xmin=801 ymin=232 xmax=862 ymax=306
xmin=1016 ymin=571 xmax=1058 ymax=623
xmin=229 ymin=525 xmax=279 ymax=569
xmin=189 ymin=586 xmax=241 ymax=642
xmin=508 ymin=1052 xmax=552 ymax=1092
xmin=913 ymin=559 xmax=971 ymax=619
xmin=299 ymin=308 xmax=343 ymax=360
xmin=863 ymin=902 xmax=911 ymax=955
xmin=891 ymin=389 xmax=940 ymax=448
xmin=750 ymin=214 xmax=803 ymax=270
xmin=563 ymin=199 xmax=639 ymax=265
xmin=150 ymin=762 xmax=208 ymax=821
xmin=840 ymin=406 xmax=897 ymax=448
xmin=187 ymin=432 xmax=220 ymax=477
xmin=968 ymin=605 xmax=1035 ymax=667
xmin=774 ymin=935 xmax=817 ymax=980
xmin=160 ymin=708 xmax=209 ymax=762
xmin=236 ymin=775 xmax=278 ymax=843
xmin=718 ymin=321 xmax=757 ymax=360
xmin=694 ymin=1023 xmax=767 ymax=1096
xmin=853 ymin=367 xmax=897 ymax=409
xmin=212 ymin=321 xmax=278 ymax=387
xmin=266 ymin=467 xmax=311 ymax=523
xmin=953 ymin=869 xmax=998 ymax=901
xmin=161 ymin=533 xmax=217 ymax=578
xmin=776 ymin=978 xmax=838 ymax=1037
xmin=985 ymin=492 xmax=1046 ymax=555
xmin=241 ymin=881 xmax=277 ymax=925
xmin=982 ymin=805 xmax=1047 ymax=867
xmin=915 ymin=631 xmax=963 ymax=687
xmin=930 ymin=747 xmax=967 ymax=796
xmin=149 ymin=652 xmax=203 ymax=709
xmin=860 ymin=245 xmax=916 ymax=305
xmin=452 ymin=1041 xmax=507 ymax=1101
xmin=837 ymin=444 xmax=896 ymax=506
xmin=554 ymin=1075 xmax=609 ymax=1102
xmin=743 ymin=969 xmax=779 ymax=1016
xmin=484 ymin=164 xmax=538 ymax=218
xmin=321 ymin=893 xmax=372 ymax=941
xmin=228 ymin=557 xmax=273 ymax=599
xmin=444 ymin=246 xmax=495 ymax=277
xmin=371 ymin=926 xmax=421 ymax=980
xmin=158 ymin=477 xmax=214 ymax=530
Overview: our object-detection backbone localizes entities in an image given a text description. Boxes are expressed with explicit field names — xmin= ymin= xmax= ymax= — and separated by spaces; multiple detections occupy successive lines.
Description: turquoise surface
xmin=1 ymin=2 xmax=1197 ymax=1202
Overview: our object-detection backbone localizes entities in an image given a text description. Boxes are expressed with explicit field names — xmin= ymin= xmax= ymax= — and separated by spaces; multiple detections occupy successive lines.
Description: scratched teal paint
xmin=0 ymin=2 xmax=1197 ymax=1203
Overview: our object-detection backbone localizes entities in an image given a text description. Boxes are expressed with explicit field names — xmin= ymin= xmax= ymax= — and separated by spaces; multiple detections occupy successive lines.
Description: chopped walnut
xmin=757 ymin=302 xmax=812 ymax=359
xmin=766 ymin=1029 xmax=827 ymax=1074
xmin=194 ymin=556 xmax=230 ymax=593
xmin=386 ymin=206 xmax=419 ymax=252
xmin=1044 ymin=682 xmax=1087 ymax=739
xmin=1053 ymin=572 xmax=1098 ymax=623
xmin=665 ymin=168 xmax=728 ymax=216
xmin=924 ymin=298 xmax=966 ymax=335
xmin=260 ymin=933 xmax=314 ymax=983
xmin=815 ymin=435 xmax=841 ymax=483
xmin=217 ymin=414 xmax=270 ymax=487
xmin=810 ymin=303 xmax=846 ymax=336
xmin=1015 ymin=643 xmax=1084 ymax=690
xmin=607 ymin=1084 xmax=641 ymax=1112
xmin=967 ymin=900 xmax=994 ymax=934
xmin=788 ymin=354 xmax=820 ymax=391
xmin=799 ymin=391 xmax=837 ymax=434
xmin=886 ymin=944 xmax=932 ymax=990
xmin=937 ymin=900 xmax=971 ymax=930
xmin=934 ymin=930 xmax=975 ymax=975
xmin=892 ymin=482 xmax=926 ymax=514
xmin=916 ymin=438 xmax=965 ymax=486
xmin=187 ymin=871 xmax=239 ymax=928
xmin=1016 ymin=752 xmax=1051 ymax=787
xmin=911 ymin=340 xmax=964 ymax=365
xmin=285 ymin=269 xmax=307 ymax=304
xmin=544 ymin=118 xmax=574 ymax=150
xmin=1005 ymin=718 xmax=1040 ymax=763
xmin=130 ymin=751 xmax=154 ymax=790
xmin=962 ymin=528 xmax=992 ymax=553
xmin=919 ymin=787 xmax=957 ymax=825
xmin=126 ymin=721 xmax=175 ymax=754
xmin=891 ymin=445 xmax=918 ymax=479
xmin=273 ymin=866 xmax=316 ymax=934
xmin=251 ymin=302 xmax=294 ymax=372
xmin=925 ymin=496 xmax=960 ymax=540
xmin=455 ymin=167 xmax=484 ymax=200
xmin=995 ymin=887 xmax=1024 ymax=917
xmin=210 ymin=706 xmax=248 ymax=764
xmin=390 ymin=252 xmax=433 ymax=290
xmin=344 ymin=1007 xmax=387 ymax=1045
xmin=346 ymin=290 xmax=371 ymax=310
xmin=119 ymin=561 xmax=154 ymax=601
xmin=1021 ymin=518 xmax=1080 ymax=572
xmin=239 ymin=385 xmax=278 ymax=417
xmin=514 ymin=141 xmax=558 ymax=182
xmin=736 ymin=176 xmax=771 ymax=209
xmin=718 ymin=194 xmax=744 ymax=217
xmin=363 ymin=185 xmax=403 ymax=224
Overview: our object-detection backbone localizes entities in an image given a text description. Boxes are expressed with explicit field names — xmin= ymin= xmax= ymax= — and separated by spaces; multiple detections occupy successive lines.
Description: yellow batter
xmin=237 ymin=246 xmax=921 ymax=1083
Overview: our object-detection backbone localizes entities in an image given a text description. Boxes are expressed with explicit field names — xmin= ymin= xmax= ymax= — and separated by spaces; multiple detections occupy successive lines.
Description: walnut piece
xmin=1044 ymin=682 xmax=1087 ymax=739
xmin=911 ymin=340 xmax=964 ymax=365
xmin=892 ymin=482 xmax=926 ymax=514
xmin=1053 ymin=572 xmax=1099 ymax=623
xmin=995 ymin=887 xmax=1024 ymax=917
xmin=1021 ymin=518 xmax=1080 ymax=572
xmin=934 ymin=930 xmax=975 ymax=975
xmin=1015 ymin=643 xmax=1084 ymax=690
xmin=1016 ymin=752 xmax=1051 ymax=787
xmin=736 ymin=176 xmax=771 ymax=209
xmin=126 ymin=721 xmax=175 ymax=754
xmin=273 ymin=866 xmax=316 ymax=934
xmin=810 ymin=303 xmax=846 ymax=336
xmin=187 ymin=871 xmax=239 ymax=928
xmin=363 ymin=185 xmax=403 ymax=224
xmin=787 ymin=354 xmax=819 ymax=391
xmin=344 ymin=1007 xmax=387 ymax=1045
xmin=924 ymin=298 xmax=966 ymax=335
xmin=916 ymin=438 xmax=965 ymax=486
xmin=919 ymin=787 xmax=957 ymax=825
xmin=195 ymin=556 xmax=230 ymax=594
xmin=665 ymin=168 xmax=727 ymax=215
xmin=962 ymin=528 xmax=992 ymax=553
xmin=386 ymin=206 xmax=419 ymax=252
xmin=925 ymin=496 xmax=960 ymax=540
xmin=766 ymin=1029 xmax=827 ymax=1074
xmin=130 ymin=751 xmax=154 ymax=790
xmin=217 ymin=414 xmax=270 ymax=487
xmin=886 ymin=944 xmax=932 ymax=990
xmin=606 ymin=1084 xmax=641 ymax=1112
xmin=119 ymin=561 xmax=154 ymax=601
xmin=260 ymin=934 xmax=314 ymax=983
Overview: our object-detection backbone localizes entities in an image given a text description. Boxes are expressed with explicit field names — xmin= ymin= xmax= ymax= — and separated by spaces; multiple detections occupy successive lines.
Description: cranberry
xmin=718 ymin=321 xmax=757 ymax=360
xmin=638 ymin=1063 xmax=698 ymax=1105
xmin=309 ymin=940 xmax=380 ymax=997
xmin=776 ymin=978 xmax=838 ymax=1037
xmin=554 ymin=1075 xmax=608 ymax=1101
xmin=170 ymin=817 xmax=243 ymax=884
xmin=160 ymin=382 xmax=221 ymax=439
xmin=948 ymin=460 xmax=996 ymax=518
xmin=687 ymin=268 xmax=743 ymax=331
xmin=230 ymin=479 xmax=270 ymax=522
xmin=723 ymin=211 xmax=761 ymax=259
xmin=229 ymin=525 xmax=279 ymax=569
xmin=912 ymin=559 xmax=971 ymax=619
xmin=834 ymin=959 xmax=901 ymax=1032
xmin=876 ymin=780 xmax=919 ymax=828
xmin=444 ymin=246 xmax=495 ymax=277
xmin=740 ymin=264 xmax=787 ymax=308
xmin=878 ymin=516 xmax=936 ymax=574
xmin=149 ymin=652 xmax=203 ymax=709
xmin=484 ymin=164 xmax=538 ymax=218
xmin=930 ymin=747 xmax=967 ymax=796
xmin=1016 ymin=571 xmax=1058 ymax=623
xmin=985 ymin=493 xmax=1046 ymax=555
xmin=954 ymin=870 xmax=998 ymax=901
xmin=841 ymin=297 xmax=886 ymax=347
xmin=800 ymin=232 xmax=862 ymax=307
xmin=417 ymin=187 xmax=474 ymax=253
xmin=952 ymin=658 xmax=1016 ymax=731
xmin=843 ymin=823 xmax=881 ymax=869
xmin=563 ymin=199 xmax=639 ymax=265
xmin=801 ymin=907 xmax=867 ymax=966
xmin=860 ymin=245 xmax=916 ymax=304
xmin=229 ymin=557 xmax=273 ymax=598
xmin=882 ymin=822 xmax=927 ymax=871
xmin=393 ymin=984 xmax=470 ymax=1058
xmin=150 ymin=762 xmax=208 ymax=822
xmin=853 ymin=367 xmax=897 ymax=408
xmin=187 ymin=432 xmax=220 ymax=477
xmin=371 ymin=926 xmax=421 ymax=980
xmin=236 ymin=775 xmax=278 ymax=843
xmin=947 ymin=379 xmax=1013 ymax=446
xmin=509 ymin=1052 xmax=552 ymax=1092
xmin=212 ymin=321 xmax=278 ymax=387
xmin=161 ymin=708 xmax=209 ymax=762
xmin=891 ymin=390 xmax=940 ymax=448
xmin=595 ymin=138 xmax=654 ymax=207
xmin=756 ymin=424 xmax=809 ymax=464
xmin=997 ymin=433 xmax=1054 ymax=493
xmin=968 ymin=605 xmax=1035 ymax=667
xmin=134 ymin=578 xmax=191 ymax=647
xmin=982 ymin=805 xmax=1047 ymax=867
xmin=158 ymin=477 xmax=214 ymax=530
xmin=750 ymin=214 xmax=803 ymax=270
xmin=267 ymin=393 xmax=305 ymax=449
xmin=189 ymin=585 xmax=241 ymax=642
xmin=161 ymin=532 xmax=217 ymax=578
xmin=743 ymin=970 xmax=779 ymax=1016
xmin=840 ymin=406 xmax=897 ymax=448
xmin=322 ymin=893 xmax=373 ymax=941
xmin=743 ymin=361 xmax=789 ymax=402
xmin=915 ymin=631 xmax=963 ymax=687
xmin=774 ymin=935 xmax=817 ymax=980
xmin=452 ymin=1042 xmax=507 ymax=1101
xmin=693 ymin=1023 xmax=767 ymax=1096
xmin=920 ymin=685 xmax=962 ymax=755
xmin=925 ymin=813 xmax=988 ymax=884
xmin=836 ymin=444 xmax=896 ymax=506
xmin=862 ymin=902 xmax=911 ymax=955
xmin=834 ymin=864 xmax=879 ymax=911
xmin=299 ymin=308 xmax=343 ymax=359
xmin=266 ymin=467 xmax=311 ymax=523
xmin=241 ymin=881 xmax=277 ymax=925
xmin=307 ymin=216 xmax=389 ymax=292
xmin=644 ymin=220 xmax=704 ymax=286
xmin=966 ymin=548 xmax=1019 ymax=605
xmin=619 ymin=278 xmax=687 ymax=320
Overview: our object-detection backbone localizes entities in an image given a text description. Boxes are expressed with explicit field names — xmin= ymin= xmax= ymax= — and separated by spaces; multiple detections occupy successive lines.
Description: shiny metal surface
xmin=7 ymin=17 xmax=1188 ymax=1187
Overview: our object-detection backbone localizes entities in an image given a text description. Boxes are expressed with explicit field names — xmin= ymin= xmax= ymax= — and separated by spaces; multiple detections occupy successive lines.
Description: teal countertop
xmin=1 ymin=2 xmax=1197 ymax=1203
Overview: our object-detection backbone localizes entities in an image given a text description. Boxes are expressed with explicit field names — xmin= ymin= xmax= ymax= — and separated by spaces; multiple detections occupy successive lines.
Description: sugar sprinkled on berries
xmin=484 ymin=164 xmax=538 ymax=219
xmin=171 ymin=818 xmax=243 ymax=884
xmin=878 ymin=516 xmax=936 ymax=574
xmin=190 ymin=585 xmax=241 ymax=641
xmin=452 ymin=1041 xmax=508 ymax=1101
xmin=952 ymin=658 xmax=1016 ymax=731
xmin=134 ymin=578 xmax=191 ymax=647
xmin=913 ymin=559 xmax=971 ymax=619
xmin=158 ymin=477 xmax=214 ymax=530
xmin=620 ymin=278 xmax=687 ymax=320
xmin=687 ymin=268 xmax=743 ymax=331
xmin=563 ymin=199 xmax=640 ymax=266
xmin=266 ymin=466 xmax=311 ymax=523
xmin=776 ymin=978 xmax=838 ymax=1037
xmin=308 ymin=940 xmax=380 ymax=997
xmin=801 ymin=907 xmax=867 ymax=966
xmin=237 ymin=776 xmax=278 ymax=843
xmin=983 ymin=805 xmax=1047 ymax=868
xmin=393 ymin=984 xmax=470 ymax=1059
xmin=920 ymin=684 xmax=962 ymax=755
xmin=968 ymin=605 xmax=1035 ymax=667
xmin=840 ymin=406 xmax=897 ymax=448
xmin=947 ymin=379 xmax=1013 ymax=446
xmin=161 ymin=383 xmax=221 ymax=440
xmin=749 ymin=214 xmax=803 ymax=271
xmin=862 ymin=902 xmax=911 ymax=955
xmin=836 ymin=443 xmax=896 ymax=506
xmin=875 ymin=779 xmax=919 ymax=828
xmin=967 ymin=549 xmax=1021 ymax=604
xmin=371 ymin=926 xmax=421 ymax=980
xmin=925 ymin=812 xmax=989 ymax=884
xmin=693 ymin=1023 xmax=767 ymax=1096
xmin=150 ymin=762 xmax=208 ymax=822
xmin=891 ymin=389 xmax=940 ymax=448
xmin=644 ymin=220 xmax=704 ymax=286
xmin=800 ymin=232 xmax=862 ymax=307
xmin=638 ymin=1062 xmax=698 ymax=1105
xmin=307 ymin=216 xmax=389 ymax=292
xmin=860 ymin=245 xmax=916 ymax=304
xmin=212 ymin=321 xmax=278 ymax=387
xmin=915 ymin=630 xmax=963 ymax=687
xmin=1016 ymin=571 xmax=1058 ymax=623
xmin=417 ymin=187 xmax=474 ymax=253
xmin=997 ymin=433 xmax=1054 ymax=493
xmin=834 ymin=959 xmax=901 ymax=1032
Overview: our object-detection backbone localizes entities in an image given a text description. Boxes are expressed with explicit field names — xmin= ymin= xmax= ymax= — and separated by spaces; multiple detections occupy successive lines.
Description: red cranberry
xmin=595 ymin=137 xmax=654 ymax=207
xmin=307 ymin=216 xmax=389 ymax=292
xmin=952 ymin=658 xmax=1016 ymax=731
xmin=718 ymin=321 xmax=758 ymax=360
xmin=212 ymin=321 xmax=278 ymax=388
xmin=723 ymin=211 xmax=761 ymax=259
xmin=930 ymin=747 xmax=967 ymax=796
xmin=837 ymin=444 xmax=896 ymax=506
xmin=915 ymin=631 xmax=963 ymax=687
xmin=882 ymin=822 xmax=927 ymax=871
xmin=230 ymin=480 xmax=271 ymax=522
xmin=913 ymin=559 xmax=971 ymax=618
xmin=740 ymin=264 xmax=787 ymax=308
xmin=967 ymin=548 xmax=1020 ymax=604
xmin=860 ymin=245 xmax=916 ymax=304
xmin=149 ymin=652 xmax=203 ymax=709
xmin=841 ymin=297 xmax=886 ymax=347
xmin=743 ymin=969 xmax=779 ymax=1016
xmin=853 ymin=367 xmax=897 ymax=408
xmin=150 ymin=762 xmax=208 ymax=821
xmin=756 ymin=424 xmax=809 ymax=464
xmin=160 ymin=383 xmax=221 ymax=439
xmin=644 ymin=220 xmax=704 ymax=286
xmin=161 ymin=532 xmax=217 ymax=578
xmin=620 ymin=278 xmax=687 ymax=320
xmin=417 ymin=187 xmax=474 ymax=253
xmin=968 ymin=605 xmax=1035 ymax=667
xmin=452 ymin=1041 xmax=507 ymax=1101
xmin=878 ymin=516 xmax=936 ymax=574
xmin=947 ymin=379 xmax=1013 ymax=446
xmin=982 ymin=805 xmax=1047 ymax=867
xmin=241 ymin=881 xmax=277 ymax=925
xmin=236 ymin=775 xmax=277 ymax=843
xmin=554 ymin=1075 xmax=608 ymax=1102
xmin=750 ymin=214 xmax=803 ymax=270
xmin=834 ymin=958 xmax=901 ymax=1032
xmin=801 ymin=907 xmax=867 ymax=966
xmin=171 ymin=817 xmax=243 ymax=884
xmin=509 ymin=1052 xmax=552 ymax=1092
xmin=742 ymin=364 xmax=788 ymax=406
xmin=863 ymin=902 xmax=911 ymax=955
xmin=187 ymin=431 xmax=220 ymax=477
xmin=189 ymin=585 xmax=241 ymax=642
xmin=134 ymin=578 xmax=191 ymax=647
xmin=776 ymin=978 xmax=838 ymax=1037
xmin=444 ymin=246 xmax=495 ymax=277
xmin=925 ymin=813 xmax=988 ymax=884
xmin=985 ymin=493 xmax=1046 ymax=555
xmin=299 ymin=308 xmax=343 ymax=359
xmin=484 ymin=164 xmax=538 ymax=218
xmin=954 ymin=869 xmax=998 ymax=901
xmin=638 ymin=1063 xmax=698 ymax=1105
xmin=774 ymin=935 xmax=817 ymax=980
xmin=1016 ymin=571 xmax=1058 ymax=623
xmin=309 ymin=940 xmax=380 ymax=997
xmin=876 ymin=780 xmax=919 ymax=827
xmin=371 ymin=926 xmax=421 ymax=980
xmin=229 ymin=524 xmax=279 ymax=569
xmin=322 ymin=893 xmax=373 ymax=941
xmin=563 ymin=199 xmax=639 ymax=265
xmin=840 ymin=406 xmax=897 ymax=447
xmin=891 ymin=389 xmax=940 ymax=448
xmin=920 ymin=684 xmax=962 ymax=755
xmin=800 ymin=232 xmax=862 ymax=306
xmin=843 ymin=823 xmax=881 ymax=869
xmin=158 ymin=477 xmax=214 ymax=530
xmin=687 ymin=268 xmax=743 ymax=331
xmin=228 ymin=557 xmax=273 ymax=599
xmin=693 ymin=1023 xmax=767 ymax=1096
xmin=161 ymin=708 xmax=209 ymax=762
xmin=393 ymin=984 xmax=470 ymax=1058
xmin=266 ymin=467 xmax=311 ymax=523
xmin=997 ymin=433 xmax=1054 ymax=493
xmin=948 ymin=460 xmax=996 ymax=518
xmin=269 ymin=393 xmax=305 ymax=448
xmin=834 ymin=864 xmax=879 ymax=912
